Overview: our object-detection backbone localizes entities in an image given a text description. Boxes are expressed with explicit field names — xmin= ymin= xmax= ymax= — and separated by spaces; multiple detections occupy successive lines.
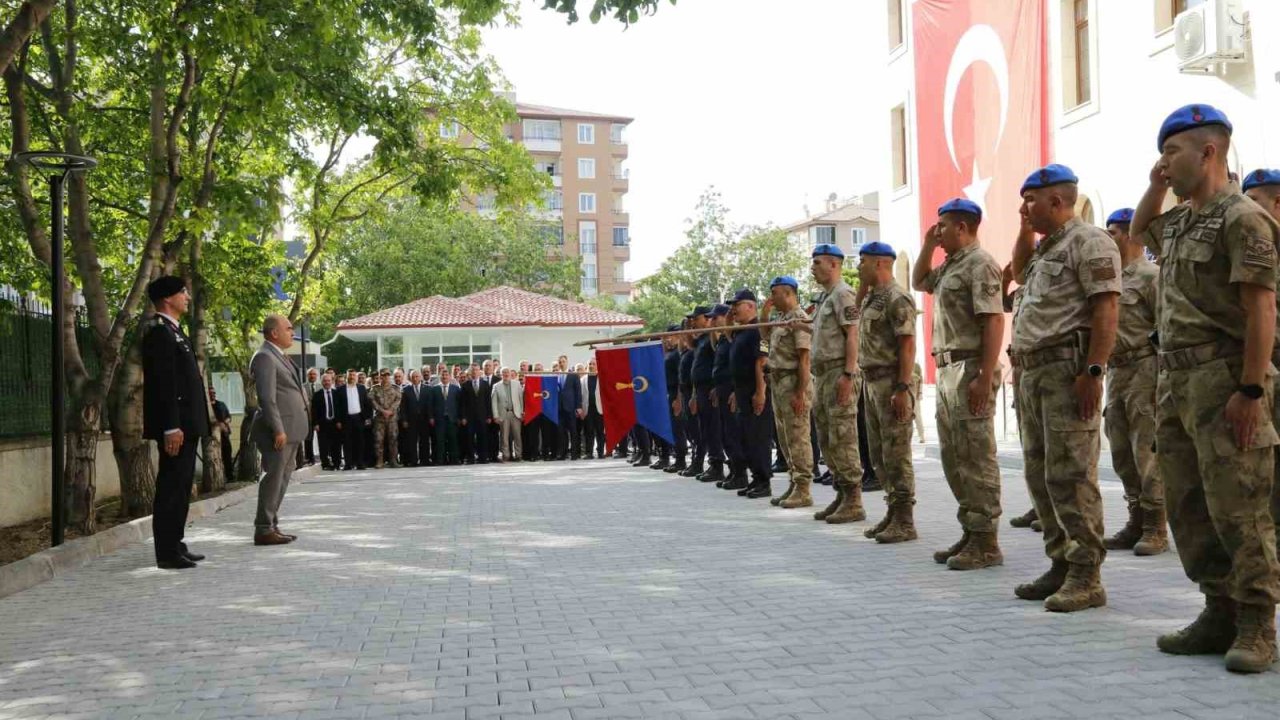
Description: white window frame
xmin=579 ymin=221 xmax=597 ymax=254
xmin=439 ymin=120 xmax=460 ymax=139
xmin=578 ymin=158 xmax=596 ymax=179
xmin=577 ymin=123 xmax=595 ymax=144
xmin=579 ymin=192 xmax=596 ymax=214
xmin=850 ymin=228 xmax=867 ymax=247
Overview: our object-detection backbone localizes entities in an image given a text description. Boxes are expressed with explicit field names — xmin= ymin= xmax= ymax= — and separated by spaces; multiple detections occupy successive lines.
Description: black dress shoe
xmin=771 ymin=459 xmax=789 ymax=473
xmin=699 ymin=463 xmax=726 ymax=483
xmin=664 ymin=459 xmax=687 ymax=474
xmin=862 ymin=473 xmax=882 ymax=492
xmin=679 ymin=464 xmax=704 ymax=478
xmin=180 ymin=550 xmax=205 ymax=562
xmin=723 ymin=477 xmax=748 ymax=492
xmin=650 ymin=457 xmax=669 ymax=470
xmin=157 ymin=556 xmax=197 ymax=570
xmin=632 ymin=455 xmax=652 ymax=467
xmin=744 ymin=483 xmax=772 ymax=499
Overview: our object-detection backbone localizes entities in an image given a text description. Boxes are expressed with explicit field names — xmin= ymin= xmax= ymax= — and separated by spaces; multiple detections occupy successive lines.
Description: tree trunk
xmin=64 ymin=387 xmax=102 ymax=535
xmin=236 ymin=365 xmax=261 ymax=481
xmin=108 ymin=333 xmax=156 ymax=517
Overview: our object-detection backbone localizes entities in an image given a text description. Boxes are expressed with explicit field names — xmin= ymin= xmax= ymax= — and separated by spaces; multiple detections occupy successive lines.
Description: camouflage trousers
xmin=1104 ymin=356 xmax=1162 ymax=512
xmin=1159 ymin=357 xmax=1280 ymax=605
xmin=771 ymin=370 xmax=814 ymax=487
xmin=863 ymin=373 xmax=918 ymax=507
xmin=813 ymin=363 xmax=861 ymax=489
xmin=936 ymin=359 xmax=1003 ymax=532
xmin=374 ymin=415 xmax=398 ymax=465
xmin=1015 ymin=358 xmax=1106 ymax=566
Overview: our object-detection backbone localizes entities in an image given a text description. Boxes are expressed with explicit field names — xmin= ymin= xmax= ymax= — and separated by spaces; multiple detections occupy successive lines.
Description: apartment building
xmin=783 ymin=192 xmax=880 ymax=258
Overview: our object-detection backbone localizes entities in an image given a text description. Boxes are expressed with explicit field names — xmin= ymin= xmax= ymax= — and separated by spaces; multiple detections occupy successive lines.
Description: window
xmin=809 ymin=226 xmax=836 ymax=245
xmin=523 ymin=119 xmax=561 ymax=141
xmin=579 ymin=193 xmax=596 ymax=213
xmin=614 ymin=264 xmax=626 ymax=283
xmin=610 ymin=123 xmax=626 ymax=144
xmin=850 ymin=228 xmax=867 ymax=250
xmin=439 ymin=121 xmax=460 ymax=139
xmin=476 ymin=193 xmax=496 ymax=212
xmin=534 ymin=159 xmax=559 ymax=177
xmin=1073 ymin=0 xmax=1090 ymax=107
xmin=547 ymin=190 xmax=563 ymax=211
xmin=887 ymin=0 xmax=905 ymax=51
xmin=1156 ymin=0 xmax=1206 ymax=32
xmin=578 ymin=158 xmax=596 ymax=179
xmin=612 ymin=227 xmax=630 ymax=246
xmin=582 ymin=263 xmax=598 ymax=296
xmin=579 ymin=221 xmax=597 ymax=254
xmin=539 ymin=223 xmax=564 ymax=246
xmin=578 ymin=123 xmax=595 ymax=144
xmin=891 ymin=104 xmax=908 ymax=189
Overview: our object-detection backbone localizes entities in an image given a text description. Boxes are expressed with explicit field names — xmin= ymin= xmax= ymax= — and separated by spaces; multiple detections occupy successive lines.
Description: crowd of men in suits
xmin=303 ymin=355 xmax=609 ymax=470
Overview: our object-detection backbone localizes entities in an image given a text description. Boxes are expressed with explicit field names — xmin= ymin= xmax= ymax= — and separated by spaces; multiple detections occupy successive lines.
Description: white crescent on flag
xmin=943 ymin=24 xmax=1009 ymax=211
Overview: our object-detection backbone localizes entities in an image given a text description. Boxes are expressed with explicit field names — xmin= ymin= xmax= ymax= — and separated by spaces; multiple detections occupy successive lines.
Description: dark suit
xmin=459 ymin=378 xmax=491 ymax=463
xmin=213 ymin=399 xmax=234 ymax=483
xmin=335 ymin=383 xmax=372 ymax=469
xmin=583 ymin=374 xmax=605 ymax=458
xmin=400 ymin=383 xmax=432 ymax=466
xmin=488 ymin=373 xmax=502 ymax=461
xmin=557 ymin=373 xmax=582 ymax=459
xmin=428 ymin=382 xmax=462 ymax=464
xmin=312 ymin=386 xmax=342 ymax=469
xmin=141 ymin=314 xmax=209 ymax=562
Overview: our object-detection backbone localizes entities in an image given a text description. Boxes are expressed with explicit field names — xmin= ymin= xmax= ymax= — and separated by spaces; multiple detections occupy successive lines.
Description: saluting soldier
xmin=763 ymin=276 xmax=815 ymax=509
xmin=1099 ymin=208 xmax=1166 ymax=556
xmin=1241 ymin=168 xmax=1280 ymax=555
xmin=141 ymin=276 xmax=209 ymax=570
xmin=1132 ymin=107 xmax=1280 ymax=673
xmin=855 ymin=242 xmax=920 ymax=544
xmin=1010 ymin=164 xmax=1120 ymax=613
xmin=370 ymin=369 xmax=402 ymax=468
xmin=727 ymin=289 xmax=773 ymax=498
xmin=809 ymin=243 xmax=866 ymax=525
xmin=913 ymin=198 xmax=1007 ymax=569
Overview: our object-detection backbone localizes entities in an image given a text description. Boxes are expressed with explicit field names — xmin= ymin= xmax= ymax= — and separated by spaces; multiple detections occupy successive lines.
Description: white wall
xmin=356 ymin=325 xmax=641 ymax=374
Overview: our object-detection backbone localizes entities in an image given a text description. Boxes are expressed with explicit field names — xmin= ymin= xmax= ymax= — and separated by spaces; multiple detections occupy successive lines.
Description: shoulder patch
xmin=981 ymin=283 xmax=1000 ymax=297
xmin=1087 ymin=257 xmax=1117 ymax=282
xmin=1243 ymin=233 xmax=1278 ymax=268
xmin=842 ymin=305 xmax=858 ymax=322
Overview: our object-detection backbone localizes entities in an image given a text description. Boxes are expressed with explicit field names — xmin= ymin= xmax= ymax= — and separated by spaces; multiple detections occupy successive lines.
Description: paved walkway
xmin=1 ymin=457 xmax=1278 ymax=720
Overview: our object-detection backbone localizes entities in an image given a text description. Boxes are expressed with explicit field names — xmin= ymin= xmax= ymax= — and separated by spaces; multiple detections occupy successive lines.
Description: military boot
xmin=698 ymin=461 xmax=726 ymax=483
xmin=875 ymin=503 xmax=918 ymax=544
xmin=825 ymin=483 xmax=866 ymax=524
xmin=1044 ymin=563 xmax=1106 ymax=612
xmin=1158 ymin=595 xmax=1237 ymax=655
xmin=1133 ymin=506 xmax=1169 ymax=556
xmin=664 ymin=457 xmax=687 ymax=474
xmin=1030 ymin=518 xmax=1043 ymax=532
xmin=744 ymin=480 xmax=772 ymax=499
xmin=771 ymin=481 xmax=795 ymax=506
xmin=1014 ymin=560 xmax=1069 ymax=601
xmin=780 ymin=478 xmax=814 ymax=509
xmin=1009 ymin=507 xmax=1037 ymax=528
xmin=721 ymin=471 xmax=748 ymax=491
xmin=1224 ymin=604 xmax=1277 ymax=674
xmin=651 ymin=456 xmax=669 ymax=471
xmin=1103 ymin=502 xmax=1142 ymax=550
xmin=679 ymin=459 xmax=704 ymax=478
xmin=863 ymin=508 xmax=893 ymax=539
xmin=933 ymin=531 xmax=970 ymax=564
xmin=814 ymin=486 xmax=845 ymax=521
xmin=947 ymin=531 xmax=1002 ymax=570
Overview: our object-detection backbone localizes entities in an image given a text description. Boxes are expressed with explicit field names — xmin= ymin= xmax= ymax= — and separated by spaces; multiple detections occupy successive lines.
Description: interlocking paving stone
xmin=1 ymin=456 xmax=1278 ymax=720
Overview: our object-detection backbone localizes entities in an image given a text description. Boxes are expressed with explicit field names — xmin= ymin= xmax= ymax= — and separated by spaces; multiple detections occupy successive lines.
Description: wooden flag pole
xmin=574 ymin=318 xmax=811 ymax=348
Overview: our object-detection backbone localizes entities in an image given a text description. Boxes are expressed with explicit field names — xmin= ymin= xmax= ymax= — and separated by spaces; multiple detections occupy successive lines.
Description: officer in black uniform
xmin=661 ymin=326 xmax=689 ymax=473
xmin=690 ymin=307 xmax=724 ymax=483
xmin=729 ymin=289 xmax=774 ymax=499
xmin=141 ymin=276 xmax=210 ymax=569
xmin=710 ymin=304 xmax=744 ymax=488
xmin=677 ymin=312 xmax=704 ymax=477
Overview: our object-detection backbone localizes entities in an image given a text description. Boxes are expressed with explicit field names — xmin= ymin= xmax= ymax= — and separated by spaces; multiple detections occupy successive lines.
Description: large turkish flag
xmin=913 ymin=0 xmax=1050 ymax=381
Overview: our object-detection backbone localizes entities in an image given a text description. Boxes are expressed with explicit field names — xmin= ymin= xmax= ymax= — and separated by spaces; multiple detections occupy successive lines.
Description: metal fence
xmin=0 ymin=295 xmax=102 ymax=439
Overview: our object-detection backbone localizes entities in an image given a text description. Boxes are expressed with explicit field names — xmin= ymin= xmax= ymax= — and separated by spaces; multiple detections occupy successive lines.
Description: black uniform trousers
xmin=583 ymin=409 xmax=605 ymax=457
xmin=666 ymin=395 xmax=686 ymax=460
xmin=343 ymin=417 xmax=366 ymax=469
xmin=317 ymin=418 xmax=342 ymax=469
xmin=856 ymin=392 xmax=875 ymax=479
xmin=153 ymin=436 xmax=197 ymax=561
xmin=716 ymin=384 xmax=743 ymax=472
xmin=695 ymin=385 xmax=723 ymax=465
xmin=734 ymin=385 xmax=774 ymax=483
xmin=539 ymin=417 xmax=557 ymax=459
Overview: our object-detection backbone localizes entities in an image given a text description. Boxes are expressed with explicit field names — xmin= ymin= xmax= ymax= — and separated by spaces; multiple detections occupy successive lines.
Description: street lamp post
xmin=16 ymin=151 xmax=98 ymax=547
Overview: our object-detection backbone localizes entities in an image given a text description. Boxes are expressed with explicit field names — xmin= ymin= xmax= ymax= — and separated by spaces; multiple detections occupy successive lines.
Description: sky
xmin=481 ymin=0 xmax=888 ymax=280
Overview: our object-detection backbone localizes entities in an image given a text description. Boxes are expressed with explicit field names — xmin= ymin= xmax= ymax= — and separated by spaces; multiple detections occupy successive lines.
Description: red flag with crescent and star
xmin=912 ymin=0 xmax=1050 ymax=382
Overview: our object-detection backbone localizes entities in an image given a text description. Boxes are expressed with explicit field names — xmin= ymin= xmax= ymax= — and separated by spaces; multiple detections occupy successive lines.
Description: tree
xmin=541 ymin=0 xmax=675 ymax=24
xmin=0 ymin=0 xmax=57 ymax=76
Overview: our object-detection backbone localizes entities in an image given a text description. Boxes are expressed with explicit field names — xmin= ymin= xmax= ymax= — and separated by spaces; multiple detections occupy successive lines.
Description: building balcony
xmin=610 ymin=141 xmax=628 ymax=158
xmin=611 ymin=243 xmax=631 ymax=261
xmin=523 ymin=136 xmax=562 ymax=153
xmin=611 ymin=172 xmax=629 ymax=191
xmin=611 ymin=208 xmax=629 ymax=221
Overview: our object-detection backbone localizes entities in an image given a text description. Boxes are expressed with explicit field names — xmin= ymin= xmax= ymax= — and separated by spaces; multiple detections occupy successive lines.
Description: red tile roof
xmin=337 ymin=286 xmax=641 ymax=330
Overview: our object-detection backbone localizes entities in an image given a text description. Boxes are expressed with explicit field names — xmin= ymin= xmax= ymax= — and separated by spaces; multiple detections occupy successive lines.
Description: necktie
xmin=325 ymin=389 xmax=333 ymax=420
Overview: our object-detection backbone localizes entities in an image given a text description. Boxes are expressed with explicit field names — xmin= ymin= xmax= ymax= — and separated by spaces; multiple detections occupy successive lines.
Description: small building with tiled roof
xmin=333 ymin=286 xmax=641 ymax=370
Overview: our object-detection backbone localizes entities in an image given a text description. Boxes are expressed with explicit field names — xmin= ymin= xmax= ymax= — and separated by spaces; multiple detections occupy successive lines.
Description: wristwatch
xmin=892 ymin=382 xmax=910 ymax=393
xmin=1238 ymin=384 xmax=1264 ymax=400
xmin=1087 ymin=363 xmax=1105 ymax=378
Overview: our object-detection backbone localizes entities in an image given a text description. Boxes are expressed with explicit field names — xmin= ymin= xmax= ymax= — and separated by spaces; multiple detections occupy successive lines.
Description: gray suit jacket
xmin=490 ymin=380 xmax=524 ymax=419
xmin=250 ymin=342 xmax=309 ymax=444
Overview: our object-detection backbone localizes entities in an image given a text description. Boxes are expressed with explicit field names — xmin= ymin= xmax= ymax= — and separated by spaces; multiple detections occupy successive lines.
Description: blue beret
xmin=1106 ymin=208 xmax=1135 ymax=226
xmin=938 ymin=198 xmax=982 ymax=219
xmin=710 ymin=303 xmax=731 ymax=317
xmin=731 ymin=288 xmax=757 ymax=304
xmin=1158 ymin=104 xmax=1232 ymax=151
xmin=769 ymin=275 xmax=798 ymax=290
xmin=859 ymin=241 xmax=897 ymax=259
xmin=1243 ymin=169 xmax=1280 ymax=192
xmin=1020 ymin=164 xmax=1079 ymax=195
xmin=811 ymin=243 xmax=844 ymax=259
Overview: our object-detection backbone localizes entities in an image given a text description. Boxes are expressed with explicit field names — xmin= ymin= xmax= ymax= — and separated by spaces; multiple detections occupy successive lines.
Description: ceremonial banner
xmin=913 ymin=0 xmax=1050 ymax=381
xmin=596 ymin=342 xmax=674 ymax=452
xmin=521 ymin=374 xmax=560 ymax=426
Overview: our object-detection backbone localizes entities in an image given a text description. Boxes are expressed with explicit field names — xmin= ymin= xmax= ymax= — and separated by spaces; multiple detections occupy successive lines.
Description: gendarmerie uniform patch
xmin=1243 ymin=234 xmax=1277 ymax=268
xmin=842 ymin=305 xmax=858 ymax=322
xmin=1088 ymin=257 xmax=1117 ymax=282
xmin=981 ymin=283 xmax=1000 ymax=297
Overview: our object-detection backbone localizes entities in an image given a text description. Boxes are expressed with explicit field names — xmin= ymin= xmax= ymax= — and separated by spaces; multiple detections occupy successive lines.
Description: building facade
xmin=878 ymin=0 xmax=1280 ymax=381
xmin=783 ymin=192 xmax=881 ymax=258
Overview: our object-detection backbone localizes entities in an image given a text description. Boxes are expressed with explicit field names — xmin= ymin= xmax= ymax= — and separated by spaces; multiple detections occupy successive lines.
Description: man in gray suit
xmin=490 ymin=367 xmax=524 ymax=462
xmin=251 ymin=314 xmax=308 ymax=546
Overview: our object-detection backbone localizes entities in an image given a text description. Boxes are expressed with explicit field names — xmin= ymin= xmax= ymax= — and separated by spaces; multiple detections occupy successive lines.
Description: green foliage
xmin=541 ymin=0 xmax=675 ymax=24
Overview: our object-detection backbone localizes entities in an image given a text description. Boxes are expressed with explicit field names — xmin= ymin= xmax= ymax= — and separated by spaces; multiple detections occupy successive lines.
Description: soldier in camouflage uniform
xmin=370 ymin=369 xmax=402 ymax=469
xmin=915 ymin=199 xmax=1006 ymax=566
xmin=1099 ymin=208 xmax=1166 ymax=556
xmin=855 ymin=242 xmax=919 ymax=543
xmin=1241 ymin=168 xmax=1280 ymax=557
xmin=808 ymin=243 xmax=865 ymax=525
xmin=1133 ymin=106 xmax=1280 ymax=673
xmin=1009 ymin=164 xmax=1120 ymax=613
xmin=762 ymin=275 xmax=815 ymax=509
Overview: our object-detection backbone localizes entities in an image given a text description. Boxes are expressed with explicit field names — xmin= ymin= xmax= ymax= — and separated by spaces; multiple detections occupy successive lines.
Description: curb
xmin=922 ymin=444 xmax=1122 ymax=484
xmin=0 ymin=464 xmax=319 ymax=600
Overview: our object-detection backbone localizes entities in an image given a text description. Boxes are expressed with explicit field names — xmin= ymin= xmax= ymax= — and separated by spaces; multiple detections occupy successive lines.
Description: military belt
xmin=861 ymin=365 xmax=898 ymax=381
xmin=933 ymin=349 xmax=981 ymax=368
xmin=1007 ymin=343 xmax=1076 ymax=371
xmin=813 ymin=358 xmax=851 ymax=374
xmin=1109 ymin=345 xmax=1156 ymax=369
xmin=1159 ymin=341 xmax=1241 ymax=371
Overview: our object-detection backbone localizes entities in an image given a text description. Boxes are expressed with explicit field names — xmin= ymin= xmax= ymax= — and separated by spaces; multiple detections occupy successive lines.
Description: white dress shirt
xmin=346 ymin=385 xmax=361 ymax=416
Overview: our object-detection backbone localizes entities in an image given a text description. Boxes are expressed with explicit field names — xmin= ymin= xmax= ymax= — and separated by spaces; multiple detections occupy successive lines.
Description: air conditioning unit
xmin=1174 ymin=0 xmax=1247 ymax=74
